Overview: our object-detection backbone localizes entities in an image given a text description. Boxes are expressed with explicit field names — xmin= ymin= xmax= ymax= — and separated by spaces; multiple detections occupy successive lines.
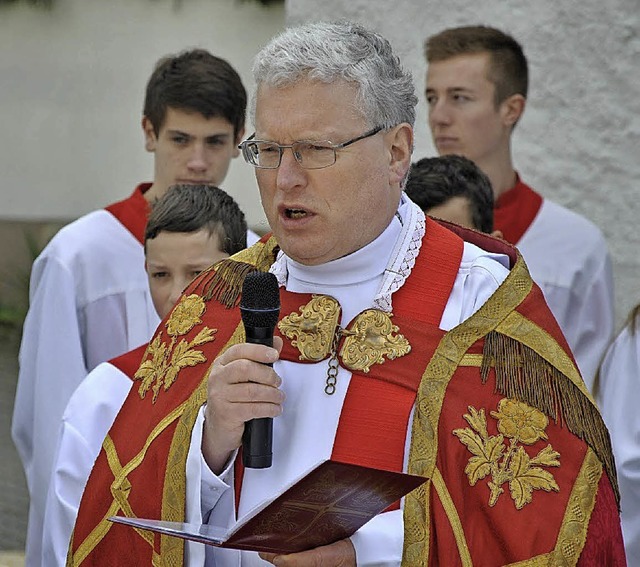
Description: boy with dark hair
xmin=424 ymin=25 xmax=614 ymax=391
xmin=43 ymin=183 xmax=248 ymax=563
xmin=425 ymin=25 xmax=528 ymax=109
xmin=141 ymin=49 xmax=247 ymax=203
xmin=406 ymin=154 xmax=496 ymax=234
xmin=13 ymin=49 xmax=252 ymax=567
xmin=144 ymin=183 xmax=248 ymax=318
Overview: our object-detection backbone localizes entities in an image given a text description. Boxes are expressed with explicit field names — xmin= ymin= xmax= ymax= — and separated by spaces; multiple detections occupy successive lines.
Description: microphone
xmin=240 ymin=271 xmax=281 ymax=469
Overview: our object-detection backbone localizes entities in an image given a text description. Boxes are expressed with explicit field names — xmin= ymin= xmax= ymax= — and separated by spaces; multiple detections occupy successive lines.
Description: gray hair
xmin=250 ymin=21 xmax=417 ymax=129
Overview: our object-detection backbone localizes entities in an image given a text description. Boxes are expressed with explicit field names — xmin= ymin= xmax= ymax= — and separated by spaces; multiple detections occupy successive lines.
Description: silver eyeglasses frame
xmin=238 ymin=126 xmax=384 ymax=170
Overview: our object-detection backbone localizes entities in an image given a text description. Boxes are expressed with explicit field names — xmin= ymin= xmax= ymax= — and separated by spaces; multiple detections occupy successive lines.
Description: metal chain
xmin=325 ymin=327 xmax=342 ymax=395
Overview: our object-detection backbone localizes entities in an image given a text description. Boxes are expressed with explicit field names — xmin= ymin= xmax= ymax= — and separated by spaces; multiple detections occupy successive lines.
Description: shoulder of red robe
xmin=435 ymin=219 xmax=619 ymax=506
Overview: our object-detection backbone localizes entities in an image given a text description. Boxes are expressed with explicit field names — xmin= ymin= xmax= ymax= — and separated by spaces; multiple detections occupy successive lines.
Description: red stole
xmin=494 ymin=176 xmax=543 ymax=245
xmin=330 ymin=219 xmax=462 ymax=472
xmin=234 ymin=218 xmax=465 ymax=511
xmin=104 ymin=183 xmax=151 ymax=245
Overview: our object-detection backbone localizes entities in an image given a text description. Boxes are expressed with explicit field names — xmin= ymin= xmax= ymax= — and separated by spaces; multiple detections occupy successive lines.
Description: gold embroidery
xmin=432 ymin=467 xmax=472 ymax=566
xmin=160 ymin=321 xmax=247 ymax=564
xmin=340 ymin=309 xmax=411 ymax=373
xmin=459 ymin=353 xmax=483 ymax=367
xmin=70 ymin=304 xmax=247 ymax=563
xmin=134 ymin=294 xmax=216 ymax=402
xmin=504 ymin=450 xmax=602 ymax=566
xmin=485 ymin=312 xmax=619 ymax=504
xmin=551 ymin=448 xmax=601 ymax=566
xmin=403 ymin=251 xmax=533 ymax=563
xmin=278 ymin=295 xmax=341 ymax=362
xmin=454 ymin=398 xmax=560 ymax=509
xmin=279 ymin=297 xmax=411 ymax=375
xmin=71 ymin=400 xmax=191 ymax=564
xmin=166 ymin=294 xmax=205 ymax=335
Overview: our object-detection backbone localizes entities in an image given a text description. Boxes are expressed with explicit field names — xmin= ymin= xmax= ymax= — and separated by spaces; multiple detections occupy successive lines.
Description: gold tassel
xmin=199 ymin=260 xmax=260 ymax=308
xmin=481 ymin=330 xmax=620 ymax=506
xmin=191 ymin=236 xmax=281 ymax=308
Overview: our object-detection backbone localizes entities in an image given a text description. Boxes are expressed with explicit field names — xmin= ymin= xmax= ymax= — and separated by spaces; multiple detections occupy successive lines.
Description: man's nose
xmin=276 ymin=147 xmax=306 ymax=191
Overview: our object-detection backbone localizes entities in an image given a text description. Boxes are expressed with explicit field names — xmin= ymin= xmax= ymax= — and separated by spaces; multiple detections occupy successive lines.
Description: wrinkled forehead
xmin=251 ymin=77 xmax=365 ymax=130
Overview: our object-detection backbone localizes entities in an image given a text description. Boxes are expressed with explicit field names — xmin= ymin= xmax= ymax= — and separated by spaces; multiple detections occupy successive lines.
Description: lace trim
xmin=269 ymin=194 xmax=426 ymax=312
xmin=373 ymin=196 xmax=425 ymax=312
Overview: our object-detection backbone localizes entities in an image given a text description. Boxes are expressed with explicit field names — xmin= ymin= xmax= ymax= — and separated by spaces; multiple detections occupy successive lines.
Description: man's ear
xmin=142 ymin=116 xmax=157 ymax=152
xmin=387 ymin=123 xmax=413 ymax=187
xmin=501 ymin=94 xmax=526 ymax=128
xmin=233 ymin=127 xmax=246 ymax=158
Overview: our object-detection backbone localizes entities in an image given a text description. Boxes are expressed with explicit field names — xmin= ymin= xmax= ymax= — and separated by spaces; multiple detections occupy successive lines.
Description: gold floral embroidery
xmin=135 ymin=294 xmax=216 ymax=402
xmin=166 ymin=294 xmax=206 ymax=335
xmin=340 ymin=309 xmax=411 ymax=373
xmin=453 ymin=398 xmax=560 ymax=509
xmin=492 ymin=398 xmax=549 ymax=445
xmin=278 ymin=295 xmax=341 ymax=362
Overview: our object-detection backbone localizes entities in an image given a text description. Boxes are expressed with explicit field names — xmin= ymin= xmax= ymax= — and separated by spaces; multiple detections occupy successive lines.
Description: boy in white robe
xmin=424 ymin=25 xmax=614 ymax=390
xmin=42 ymin=183 xmax=249 ymax=566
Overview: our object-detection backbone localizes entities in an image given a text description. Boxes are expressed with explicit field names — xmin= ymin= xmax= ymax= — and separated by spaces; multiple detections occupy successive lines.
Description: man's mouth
xmin=285 ymin=208 xmax=309 ymax=219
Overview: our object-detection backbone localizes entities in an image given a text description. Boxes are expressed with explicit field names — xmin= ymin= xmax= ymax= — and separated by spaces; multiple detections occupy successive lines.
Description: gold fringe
xmin=200 ymin=259 xmax=259 ymax=307
xmin=481 ymin=330 xmax=619 ymax=507
xmin=194 ymin=236 xmax=281 ymax=308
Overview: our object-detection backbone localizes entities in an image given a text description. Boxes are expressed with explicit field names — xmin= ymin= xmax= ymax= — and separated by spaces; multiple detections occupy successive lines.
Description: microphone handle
xmin=242 ymin=328 xmax=274 ymax=468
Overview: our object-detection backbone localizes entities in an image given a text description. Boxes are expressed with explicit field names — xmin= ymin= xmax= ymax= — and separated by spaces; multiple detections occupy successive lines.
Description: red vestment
xmin=69 ymin=220 xmax=625 ymax=566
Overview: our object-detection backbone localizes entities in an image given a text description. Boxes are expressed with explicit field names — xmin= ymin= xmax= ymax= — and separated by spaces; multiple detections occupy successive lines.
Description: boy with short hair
xmin=424 ymin=25 xmax=614 ymax=389
xmin=144 ymin=183 xmax=248 ymax=319
xmin=42 ymin=183 xmax=248 ymax=564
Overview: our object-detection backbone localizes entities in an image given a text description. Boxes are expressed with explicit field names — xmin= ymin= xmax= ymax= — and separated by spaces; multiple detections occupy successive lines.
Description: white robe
xmin=44 ymin=202 xmax=509 ymax=566
xmin=14 ymin=208 xmax=160 ymax=567
xmin=596 ymin=318 xmax=640 ymax=565
xmin=517 ymin=198 xmax=614 ymax=391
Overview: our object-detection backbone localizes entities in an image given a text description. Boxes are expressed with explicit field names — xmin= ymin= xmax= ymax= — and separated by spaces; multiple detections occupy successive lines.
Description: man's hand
xmin=202 ymin=336 xmax=284 ymax=474
xmin=259 ymin=538 xmax=356 ymax=566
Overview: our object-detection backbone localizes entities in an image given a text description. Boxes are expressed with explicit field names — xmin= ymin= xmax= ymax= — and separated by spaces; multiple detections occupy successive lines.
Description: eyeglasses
xmin=238 ymin=126 xmax=384 ymax=170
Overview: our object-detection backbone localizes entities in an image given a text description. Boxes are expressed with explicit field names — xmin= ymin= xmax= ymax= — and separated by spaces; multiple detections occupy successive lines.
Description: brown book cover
xmin=109 ymin=459 xmax=427 ymax=554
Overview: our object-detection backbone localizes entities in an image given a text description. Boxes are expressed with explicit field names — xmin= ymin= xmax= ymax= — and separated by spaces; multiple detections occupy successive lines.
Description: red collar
xmin=104 ymin=183 xmax=152 ymax=244
xmin=494 ymin=175 xmax=543 ymax=244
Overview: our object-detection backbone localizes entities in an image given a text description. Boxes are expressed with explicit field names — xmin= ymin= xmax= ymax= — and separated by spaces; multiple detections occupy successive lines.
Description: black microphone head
xmin=240 ymin=271 xmax=280 ymax=329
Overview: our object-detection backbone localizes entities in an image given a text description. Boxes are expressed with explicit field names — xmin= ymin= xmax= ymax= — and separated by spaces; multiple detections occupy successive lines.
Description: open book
xmin=109 ymin=459 xmax=427 ymax=554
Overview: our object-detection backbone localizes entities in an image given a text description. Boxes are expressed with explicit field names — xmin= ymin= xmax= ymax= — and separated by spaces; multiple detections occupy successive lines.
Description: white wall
xmin=0 ymin=0 xmax=284 ymax=234
xmin=2 ymin=0 xmax=639 ymax=324
xmin=287 ymin=0 xmax=640 ymax=326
